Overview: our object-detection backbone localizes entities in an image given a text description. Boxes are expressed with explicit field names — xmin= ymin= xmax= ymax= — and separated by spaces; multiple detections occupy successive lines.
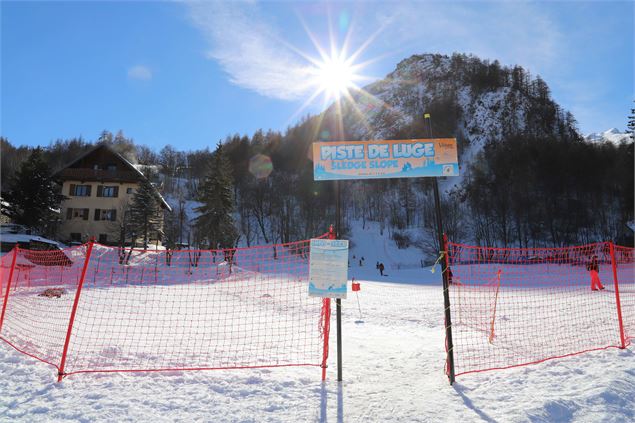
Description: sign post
xmin=313 ymin=138 xmax=459 ymax=181
xmin=424 ymin=115 xmax=456 ymax=384
xmin=308 ymin=238 xmax=349 ymax=299
xmin=308 ymin=222 xmax=348 ymax=382
xmin=312 ymin=135 xmax=459 ymax=384
xmin=335 ymin=180 xmax=343 ymax=382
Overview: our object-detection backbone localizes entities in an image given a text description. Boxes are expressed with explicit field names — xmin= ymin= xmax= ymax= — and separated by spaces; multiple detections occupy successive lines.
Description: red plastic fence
xmin=446 ymin=241 xmax=634 ymax=378
xmin=0 ymin=236 xmax=331 ymax=381
xmin=613 ymin=245 xmax=634 ymax=345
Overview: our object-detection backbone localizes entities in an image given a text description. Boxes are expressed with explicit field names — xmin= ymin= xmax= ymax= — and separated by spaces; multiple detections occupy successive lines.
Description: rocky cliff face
xmin=324 ymin=53 xmax=579 ymax=171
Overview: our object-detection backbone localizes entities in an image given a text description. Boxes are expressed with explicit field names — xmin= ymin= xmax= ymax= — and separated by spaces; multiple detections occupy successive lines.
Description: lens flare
xmin=249 ymin=154 xmax=273 ymax=179
xmin=282 ymin=8 xmax=390 ymax=132
xmin=316 ymin=54 xmax=355 ymax=100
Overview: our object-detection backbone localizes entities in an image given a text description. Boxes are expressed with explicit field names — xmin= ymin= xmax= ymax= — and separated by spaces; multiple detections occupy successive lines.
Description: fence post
xmin=442 ymin=234 xmax=456 ymax=384
xmin=58 ymin=241 xmax=94 ymax=382
xmin=609 ymin=242 xmax=626 ymax=349
xmin=321 ymin=298 xmax=332 ymax=381
xmin=0 ymin=247 xmax=19 ymax=334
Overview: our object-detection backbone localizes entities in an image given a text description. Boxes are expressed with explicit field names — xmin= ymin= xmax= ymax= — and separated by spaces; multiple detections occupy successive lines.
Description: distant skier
xmin=587 ymin=255 xmax=605 ymax=291
xmin=379 ymin=262 xmax=385 ymax=276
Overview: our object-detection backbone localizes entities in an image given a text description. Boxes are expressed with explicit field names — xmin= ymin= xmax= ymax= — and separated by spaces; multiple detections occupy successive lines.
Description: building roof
xmin=54 ymin=143 xmax=172 ymax=211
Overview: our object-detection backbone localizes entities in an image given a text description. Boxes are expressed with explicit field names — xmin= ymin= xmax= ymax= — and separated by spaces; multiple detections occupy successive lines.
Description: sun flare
xmin=314 ymin=54 xmax=357 ymax=100
xmin=283 ymin=11 xmax=388 ymax=126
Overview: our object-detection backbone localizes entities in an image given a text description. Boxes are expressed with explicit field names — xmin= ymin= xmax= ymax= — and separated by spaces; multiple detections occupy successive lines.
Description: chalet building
xmin=54 ymin=143 xmax=171 ymax=245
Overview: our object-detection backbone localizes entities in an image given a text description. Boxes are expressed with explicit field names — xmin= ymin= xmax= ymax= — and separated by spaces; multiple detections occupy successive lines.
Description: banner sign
xmin=308 ymin=239 xmax=349 ymax=299
xmin=313 ymin=139 xmax=459 ymax=181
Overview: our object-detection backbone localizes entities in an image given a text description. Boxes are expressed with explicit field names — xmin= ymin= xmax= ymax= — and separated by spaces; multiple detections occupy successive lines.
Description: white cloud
xmin=186 ymin=1 xmax=315 ymax=101
xmin=128 ymin=65 xmax=153 ymax=81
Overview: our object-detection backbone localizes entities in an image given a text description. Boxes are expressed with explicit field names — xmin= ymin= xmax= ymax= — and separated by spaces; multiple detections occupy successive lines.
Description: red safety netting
xmin=0 ymin=236 xmax=331 ymax=380
xmin=613 ymin=245 xmax=634 ymax=344
xmin=445 ymin=241 xmax=634 ymax=378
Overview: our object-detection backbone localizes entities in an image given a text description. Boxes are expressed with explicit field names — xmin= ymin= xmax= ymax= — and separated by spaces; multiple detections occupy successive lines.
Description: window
xmin=97 ymin=185 xmax=119 ymax=197
xmin=98 ymin=234 xmax=108 ymax=243
xmin=73 ymin=209 xmax=88 ymax=220
xmin=70 ymin=233 xmax=81 ymax=242
xmin=69 ymin=208 xmax=89 ymax=220
xmin=126 ymin=187 xmax=133 ymax=194
xmin=107 ymin=164 xmax=117 ymax=172
xmin=103 ymin=210 xmax=116 ymax=221
xmin=94 ymin=209 xmax=117 ymax=221
xmin=69 ymin=184 xmax=92 ymax=197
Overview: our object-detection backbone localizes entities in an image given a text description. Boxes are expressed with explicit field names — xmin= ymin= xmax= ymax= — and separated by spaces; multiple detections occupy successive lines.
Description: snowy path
xmin=1 ymin=280 xmax=634 ymax=422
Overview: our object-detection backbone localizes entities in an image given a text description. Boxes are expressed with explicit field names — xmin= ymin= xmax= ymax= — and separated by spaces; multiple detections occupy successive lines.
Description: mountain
xmin=585 ymin=128 xmax=631 ymax=144
xmin=335 ymin=53 xmax=576 ymax=147
xmin=320 ymin=53 xmax=580 ymax=189
xmin=313 ymin=53 xmax=632 ymax=248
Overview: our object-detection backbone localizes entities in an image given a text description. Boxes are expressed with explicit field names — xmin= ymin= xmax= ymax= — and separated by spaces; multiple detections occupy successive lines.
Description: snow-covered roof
xmin=0 ymin=233 xmax=67 ymax=249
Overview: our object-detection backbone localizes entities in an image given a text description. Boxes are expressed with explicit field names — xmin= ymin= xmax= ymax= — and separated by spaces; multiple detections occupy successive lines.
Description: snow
xmin=1 ymin=222 xmax=634 ymax=421
xmin=0 ymin=233 xmax=67 ymax=250
xmin=585 ymin=128 xmax=631 ymax=145
xmin=347 ymin=220 xmax=431 ymax=284
xmin=2 ymin=280 xmax=633 ymax=421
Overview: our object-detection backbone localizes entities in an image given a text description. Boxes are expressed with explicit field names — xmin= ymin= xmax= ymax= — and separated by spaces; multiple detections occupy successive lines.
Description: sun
xmin=283 ymin=12 xmax=386 ymax=123
xmin=314 ymin=53 xmax=357 ymax=100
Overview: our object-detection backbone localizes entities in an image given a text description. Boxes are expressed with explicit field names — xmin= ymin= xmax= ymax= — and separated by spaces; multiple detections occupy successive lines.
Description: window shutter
xmin=94 ymin=208 xmax=101 ymax=221
xmin=111 ymin=209 xmax=117 ymax=221
xmin=87 ymin=185 xmax=92 ymax=196
xmin=66 ymin=208 xmax=73 ymax=220
xmin=83 ymin=209 xmax=89 ymax=220
xmin=97 ymin=185 xmax=103 ymax=197
xmin=69 ymin=184 xmax=76 ymax=196
xmin=113 ymin=186 xmax=119 ymax=197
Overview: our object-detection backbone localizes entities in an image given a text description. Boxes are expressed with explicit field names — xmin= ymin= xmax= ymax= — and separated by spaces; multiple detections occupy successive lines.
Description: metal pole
xmin=425 ymin=114 xmax=456 ymax=384
xmin=335 ymin=179 xmax=343 ymax=382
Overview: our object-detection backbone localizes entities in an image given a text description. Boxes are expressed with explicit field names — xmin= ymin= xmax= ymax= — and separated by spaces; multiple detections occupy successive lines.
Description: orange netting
xmin=0 ymin=236 xmax=331 ymax=381
xmin=446 ymin=241 xmax=634 ymax=377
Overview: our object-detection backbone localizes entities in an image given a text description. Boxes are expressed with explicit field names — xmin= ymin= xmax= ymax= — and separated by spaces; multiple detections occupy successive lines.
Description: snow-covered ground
xmin=1 ymin=222 xmax=634 ymax=422
xmin=2 ymin=278 xmax=634 ymax=422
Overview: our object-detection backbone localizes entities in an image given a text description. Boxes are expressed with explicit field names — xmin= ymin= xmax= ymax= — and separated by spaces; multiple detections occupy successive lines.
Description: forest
xmin=1 ymin=53 xmax=633 ymax=254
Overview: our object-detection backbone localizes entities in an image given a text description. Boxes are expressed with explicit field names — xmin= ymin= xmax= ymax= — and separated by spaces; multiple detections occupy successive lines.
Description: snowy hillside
xmin=585 ymin=128 xmax=632 ymax=144
xmin=318 ymin=53 xmax=584 ymax=196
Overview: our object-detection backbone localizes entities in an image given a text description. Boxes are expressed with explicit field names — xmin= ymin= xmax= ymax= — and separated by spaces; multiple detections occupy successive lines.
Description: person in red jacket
xmin=587 ymin=255 xmax=605 ymax=291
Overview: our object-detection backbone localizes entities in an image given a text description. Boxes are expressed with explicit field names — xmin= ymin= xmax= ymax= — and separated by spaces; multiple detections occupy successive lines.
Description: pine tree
xmin=5 ymin=147 xmax=63 ymax=235
xmin=194 ymin=143 xmax=238 ymax=250
xmin=130 ymin=177 xmax=163 ymax=248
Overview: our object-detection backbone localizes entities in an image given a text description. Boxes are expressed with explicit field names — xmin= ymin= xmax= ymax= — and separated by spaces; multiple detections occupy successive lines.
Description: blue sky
xmin=1 ymin=1 xmax=633 ymax=151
